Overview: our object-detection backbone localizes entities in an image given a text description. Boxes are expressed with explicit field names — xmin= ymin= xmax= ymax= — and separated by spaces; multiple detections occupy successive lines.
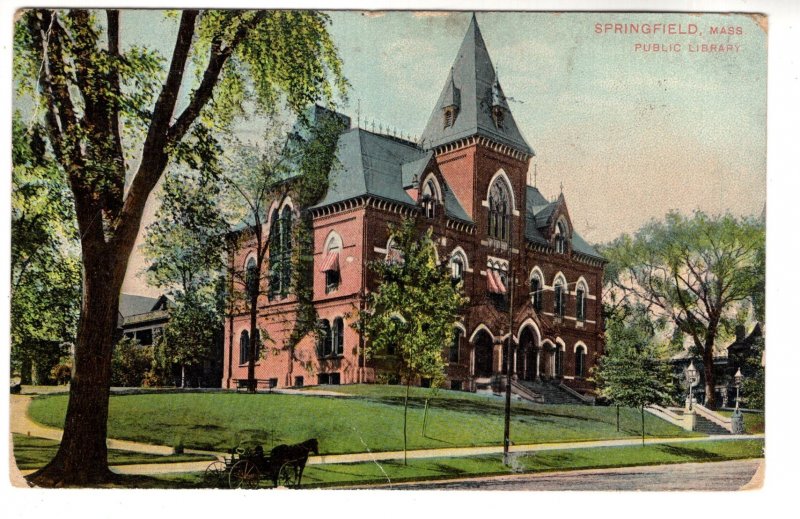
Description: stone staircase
xmin=515 ymin=379 xmax=592 ymax=405
xmin=693 ymin=414 xmax=732 ymax=435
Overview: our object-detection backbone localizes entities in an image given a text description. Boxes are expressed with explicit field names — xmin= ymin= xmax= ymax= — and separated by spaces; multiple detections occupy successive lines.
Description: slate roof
xmin=119 ymin=294 xmax=161 ymax=319
xmin=420 ymin=14 xmax=534 ymax=156
xmin=524 ymin=186 xmax=604 ymax=260
xmin=313 ymin=128 xmax=473 ymax=225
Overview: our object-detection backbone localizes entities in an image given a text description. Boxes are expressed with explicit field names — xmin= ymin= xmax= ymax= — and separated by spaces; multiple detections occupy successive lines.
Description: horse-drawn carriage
xmin=204 ymin=439 xmax=318 ymax=489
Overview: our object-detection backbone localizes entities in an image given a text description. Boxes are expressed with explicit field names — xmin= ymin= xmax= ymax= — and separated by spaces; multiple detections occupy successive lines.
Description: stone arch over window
xmin=450 ymin=249 xmax=468 ymax=282
xmin=553 ymin=273 xmax=567 ymax=318
xmin=487 ymin=176 xmax=512 ymax=241
xmin=324 ymin=230 xmax=343 ymax=253
xmin=485 ymin=169 xmax=518 ymax=214
xmin=421 ymin=175 xmax=442 ymax=219
xmin=529 ymin=266 xmax=544 ymax=311
xmin=385 ymin=237 xmax=403 ymax=264
xmin=515 ymin=318 xmax=541 ymax=346
xmin=555 ymin=337 xmax=566 ymax=377
xmin=322 ymin=231 xmax=343 ymax=293
xmin=469 ymin=323 xmax=495 ymax=344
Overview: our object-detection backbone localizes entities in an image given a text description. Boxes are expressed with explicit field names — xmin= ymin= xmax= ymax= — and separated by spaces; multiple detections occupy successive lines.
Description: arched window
xmin=322 ymin=232 xmax=342 ymax=293
xmin=268 ymin=208 xmax=280 ymax=297
xmin=529 ymin=272 xmax=542 ymax=311
xmin=488 ymin=179 xmax=511 ymax=241
xmin=279 ymin=206 xmax=293 ymax=292
xmin=450 ymin=253 xmax=465 ymax=283
xmin=385 ymin=237 xmax=404 ymax=265
xmin=422 ymin=179 xmax=439 ymax=219
xmin=555 ymin=346 xmax=564 ymax=377
xmin=450 ymin=327 xmax=462 ymax=363
xmin=246 ymin=257 xmax=258 ymax=300
xmin=554 ymin=277 xmax=565 ymax=318
xmin=333 ymin=317 xmax=345 ymax=356
xmin=239 ymin=330 xmax=250 ymax=364
xmin=317 ymin=319 xmax=332 ymax=357
xmin=554 ymin=219 xmax=568 ymax=254
xmin=575 ymin=345 xmax=586 ymax=378
xmin=576 ymin=281 xmax=587 ymax=322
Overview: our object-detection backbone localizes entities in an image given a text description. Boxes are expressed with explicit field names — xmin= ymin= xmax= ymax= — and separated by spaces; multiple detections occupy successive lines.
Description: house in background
xmin=118 ymin=293 xmax=223 ymax=388
xmin=223 ymin=15 xmax=606 ymax=402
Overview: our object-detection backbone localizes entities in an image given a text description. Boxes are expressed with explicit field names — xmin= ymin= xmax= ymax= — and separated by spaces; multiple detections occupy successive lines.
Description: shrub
xmin=111 ymin=337 xmax=155 ymax=387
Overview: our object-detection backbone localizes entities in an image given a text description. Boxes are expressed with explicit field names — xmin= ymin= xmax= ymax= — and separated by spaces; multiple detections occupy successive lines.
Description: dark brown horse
xmin=269 ymin=438 xmax=318 ymax=487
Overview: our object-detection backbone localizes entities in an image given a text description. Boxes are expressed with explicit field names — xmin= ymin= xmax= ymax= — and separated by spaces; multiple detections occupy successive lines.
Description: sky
xmin=21 ymin=10 xmax=767 ymax=296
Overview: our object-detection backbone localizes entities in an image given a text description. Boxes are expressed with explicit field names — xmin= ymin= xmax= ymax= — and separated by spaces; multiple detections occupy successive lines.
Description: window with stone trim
xmin=554 ymin=279 xmax=565 ymax=317
xmin=576 ymin=284 xmax=586 ymax=322
xmin=239 ymin=330 xmax=249 ymax=365
xmin=575 ymin=346 xmax=586 ymax=378
xmin=450 ymin=328 xmax=462 ymax=363
xmin=530 ymin=272 xmax=542 ymax=311
xmin=488 ymin=179 xmax=511 ymax=241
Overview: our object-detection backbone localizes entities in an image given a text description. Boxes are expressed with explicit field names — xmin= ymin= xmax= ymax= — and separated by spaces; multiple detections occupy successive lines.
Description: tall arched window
xmin=554 ymin=278 xmax=565 ymax=318
xmin=279 ymin=206 xmax=293 ymax=292
xmin=529 ymin=272 xmax=542 ymax=311
xmin=317 ymin=319 xmax=332 ymax=357
xmin=575 ymin=345 xmax=586 ymax=378
xmin=333 ymin=317 xmax=345 ymax=356
xmin=246 ymin=257 xmax=258 ymax=300
xmin=450 ymin=327 xmax=462 ymax=363
xmin=239 ymin=330 xmax=250 ymax=364
xmin=554 ymin=219 xmax=568 ymax=254
xmin=576 ymin=281 xmax=587 ymax=322
xmin=268 ymin=208 xmax=280 ymax=297
xmin=488 ymin=179 xmax=511 ymax=241
xmin=555 ymin=346 xmax=564 ymax=377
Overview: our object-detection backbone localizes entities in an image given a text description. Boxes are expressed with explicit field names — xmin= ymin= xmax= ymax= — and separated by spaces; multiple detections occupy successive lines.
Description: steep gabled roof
xmin=119 ymin=293 xmax=166 ymax=319
xmin=420 ymin=14 xmax=533 ymax=156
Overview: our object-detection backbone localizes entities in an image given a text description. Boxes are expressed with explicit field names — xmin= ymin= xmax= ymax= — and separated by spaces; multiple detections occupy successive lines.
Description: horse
xmin=268 ymin=438 xmax=319 ymax=487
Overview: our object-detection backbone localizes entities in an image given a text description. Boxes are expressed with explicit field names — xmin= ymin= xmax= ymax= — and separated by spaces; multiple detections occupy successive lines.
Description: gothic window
xmin=385 ymin=238 xmax=404 ymax=265
xmin=554 ymin=278 xmax=565 ymax=318
xmin=450 ymin=252 xmax=465 ymax=283
xmin=421 ymin=178 xmax=439 ymax=219
xmin=450 ymin=328 xmax=462 ymax=363
xmin=488 ymin=179 xmax=511 ymax=241
xmin=529 ymin=272 xmax=542 ymax=311
xmin=554 ymin=219 xmax=568 ymax=254
xmin=556 ymin=347 xmax=564 ymax=377
xmin=239 ymin=330 xmax=249 ymax=364
xmin=321 ymin=232 xmax=342 ymax=294
xmin=246 ymin=257 xmax=258 ymax=300
xmin=279 ymin=206 xmax=293 ymax=292
xmin=575 ymin=345 xmax=586 ymax=378
xmin=576 ymin=282 xmax=587 ymax=322
xmin=333 ymin=317 xmax=345 ymax=356
xmin=443 ymin=107 xmax=455 ymax=128
xmin=268 ymin=209 xmax=280 ymax=297
xmin=317 ymin=319 xmax=332 ymax=357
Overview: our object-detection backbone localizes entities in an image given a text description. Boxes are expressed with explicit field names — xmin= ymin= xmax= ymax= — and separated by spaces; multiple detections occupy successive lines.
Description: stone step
xmin=694 ymin=414 xmax=731 ymax=435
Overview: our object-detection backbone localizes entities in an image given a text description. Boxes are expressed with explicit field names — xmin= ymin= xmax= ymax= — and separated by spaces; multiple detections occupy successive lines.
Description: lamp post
xmin=732 ymin=368 xmax=745 ymax=434
xmin=686 ymin=360 xmax=699 ymax=411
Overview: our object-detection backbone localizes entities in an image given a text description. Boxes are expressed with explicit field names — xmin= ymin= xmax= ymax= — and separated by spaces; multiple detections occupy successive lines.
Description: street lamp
xmin=686 ymin=360 xmax=699 ymax=411
xmin=734 ymin=368 xmax=743 ymax=410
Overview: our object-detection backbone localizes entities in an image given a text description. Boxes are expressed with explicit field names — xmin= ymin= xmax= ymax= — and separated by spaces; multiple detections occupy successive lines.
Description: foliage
xmin=10 ymin=114 xmax=81 ymax=384
xmin=111 ymin=337 xmax=155 ymax=387
xmin=740 ymin=337 xmax=765 ymax=410
xmin=601 ymin=211 xmax=765 ymax=409
xmin=14 ymin=7 xmax=346 ymax=484
xmin=356 ymin=218 xmax=468 ymax=463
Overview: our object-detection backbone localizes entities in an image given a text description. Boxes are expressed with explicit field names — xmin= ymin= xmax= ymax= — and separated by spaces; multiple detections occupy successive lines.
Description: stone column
xmin=535 ymin=349 xmax=541 ymax=381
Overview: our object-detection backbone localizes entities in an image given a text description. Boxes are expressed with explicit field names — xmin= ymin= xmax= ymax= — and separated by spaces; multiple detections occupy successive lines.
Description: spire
xmin=420 ymin=13 xmax=533 ymax=156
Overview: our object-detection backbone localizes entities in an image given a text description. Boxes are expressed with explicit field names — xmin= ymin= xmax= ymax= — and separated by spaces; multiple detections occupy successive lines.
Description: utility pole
xmin=503 ymin=213 xmax=514 ymax=465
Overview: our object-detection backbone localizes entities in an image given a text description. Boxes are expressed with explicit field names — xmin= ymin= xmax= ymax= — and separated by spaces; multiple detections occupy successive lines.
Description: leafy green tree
xmin=602 ymin=211 xmax=764 ymax=409
xmin=110 ymin=337 xmax=154 ymax=387
xmin=356 ymin=218 xmax=468 ymax=464
xmin=740 ymin=336 xmax=765 ymax=410
xmin=11 ymin=114 xmax=80 ymax=384
xmin=594 ymin=310 xmax=675 ymax=444
xmin=14 ymin=8 xmax=345 ymax=486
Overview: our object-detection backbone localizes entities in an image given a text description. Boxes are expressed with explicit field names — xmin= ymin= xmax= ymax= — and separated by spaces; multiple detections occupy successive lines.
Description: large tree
xmin=14 ymin=9 xmax=344 ymax=486
xmin=356 ymin=218 xmax=468 ymax=464
xmin=602 ymin=211 xmax=764 ymax=409
xmin=11 ymin=114 xmax=81 ymax=384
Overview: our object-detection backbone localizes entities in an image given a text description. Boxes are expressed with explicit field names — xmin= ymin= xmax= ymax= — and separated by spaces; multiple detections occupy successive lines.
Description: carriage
xmin=203 ymin=439 xmax=318 ymax=489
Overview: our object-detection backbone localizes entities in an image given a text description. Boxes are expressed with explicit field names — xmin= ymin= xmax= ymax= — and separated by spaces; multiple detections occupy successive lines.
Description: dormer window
xmin=421 ymin=178 xmax=440 ymax=219
xmin=443 ymin=106 xmax=457 ymax=128
xmin=492 ymin=105 xmax=504 ymax=129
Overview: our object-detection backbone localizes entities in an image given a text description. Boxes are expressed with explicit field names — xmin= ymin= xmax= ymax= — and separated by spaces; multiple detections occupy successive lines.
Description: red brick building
xmin=222 ymin=15 xmax=605 ymax=397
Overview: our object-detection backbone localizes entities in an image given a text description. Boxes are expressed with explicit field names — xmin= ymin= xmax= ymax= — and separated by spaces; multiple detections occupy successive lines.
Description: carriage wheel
xmin=203 ymin=461 xmax=227 ymax=488
xmin=276 ymin=462 xmax=301 ymax=488
xmin=229 ymin=460 xmax=261 ymax=489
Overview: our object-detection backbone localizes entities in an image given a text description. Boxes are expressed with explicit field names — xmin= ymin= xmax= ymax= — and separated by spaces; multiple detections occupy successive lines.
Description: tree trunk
xmin=27 ymin=254 xmax=121 ymax=486
xmin=181 ymin=364 xmax=186 ymax=388
xmin=247 ymin=270 xmax=259 ymax=393
xmin=616 ymin=405 xmax=620 ymax=432
xmin=640 ymin=406 xmax=645 ymax=446
xmin=702 ymin=331 xmax=718 ymax=409
xmin=403 ymin=378 xmax=411 ymax=466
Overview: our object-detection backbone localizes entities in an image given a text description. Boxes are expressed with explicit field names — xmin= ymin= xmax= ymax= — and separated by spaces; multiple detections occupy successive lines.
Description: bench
xmin=234 ymin=378 xmax=277 ymax=392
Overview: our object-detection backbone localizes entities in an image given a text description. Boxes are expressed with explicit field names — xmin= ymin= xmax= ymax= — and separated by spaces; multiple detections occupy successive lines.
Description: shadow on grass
xmin=656 ymin=444 xmax=726 ymax=462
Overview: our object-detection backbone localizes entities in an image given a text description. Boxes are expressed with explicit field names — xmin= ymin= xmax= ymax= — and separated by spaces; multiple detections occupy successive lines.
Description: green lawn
xmin=11 ymin=434 xmax=215 ymax=470
xmin=28 ymin=385 xmax=700 ymax=454
xmin=84 ymin=439 xmax=764 ymax=489
xmin=718 ymin=410 xmax=765 ymax=434
xmin=301 ymin=439 xmax=765 ymax=488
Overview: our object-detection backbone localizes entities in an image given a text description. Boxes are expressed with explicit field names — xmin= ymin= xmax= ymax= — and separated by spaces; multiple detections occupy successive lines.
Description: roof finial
xmin=533 ymin=163 xmax=538 ymax=188
xmin=560 ymin=181 xmax=564 ymax=195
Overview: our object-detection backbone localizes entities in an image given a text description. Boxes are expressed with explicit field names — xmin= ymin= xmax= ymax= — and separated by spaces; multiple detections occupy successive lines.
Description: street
xmin=374 ymin=459 xmax=763 ymax=491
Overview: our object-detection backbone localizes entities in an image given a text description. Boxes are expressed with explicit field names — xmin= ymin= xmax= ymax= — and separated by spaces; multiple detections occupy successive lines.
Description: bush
xmin=50 ymin=362 xmax=72 ymax=385
xmin=111 ymin=337 xmax=155 ymax=387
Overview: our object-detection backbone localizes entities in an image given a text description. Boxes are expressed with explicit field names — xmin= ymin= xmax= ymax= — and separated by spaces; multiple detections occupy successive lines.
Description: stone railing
xmin=646 ymin=404 xmax=695 ymax=431
xmin=694 ymin=404 xmax=734 ymax=433
xmin=557 ymin=382 xmax=595 ymax=405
